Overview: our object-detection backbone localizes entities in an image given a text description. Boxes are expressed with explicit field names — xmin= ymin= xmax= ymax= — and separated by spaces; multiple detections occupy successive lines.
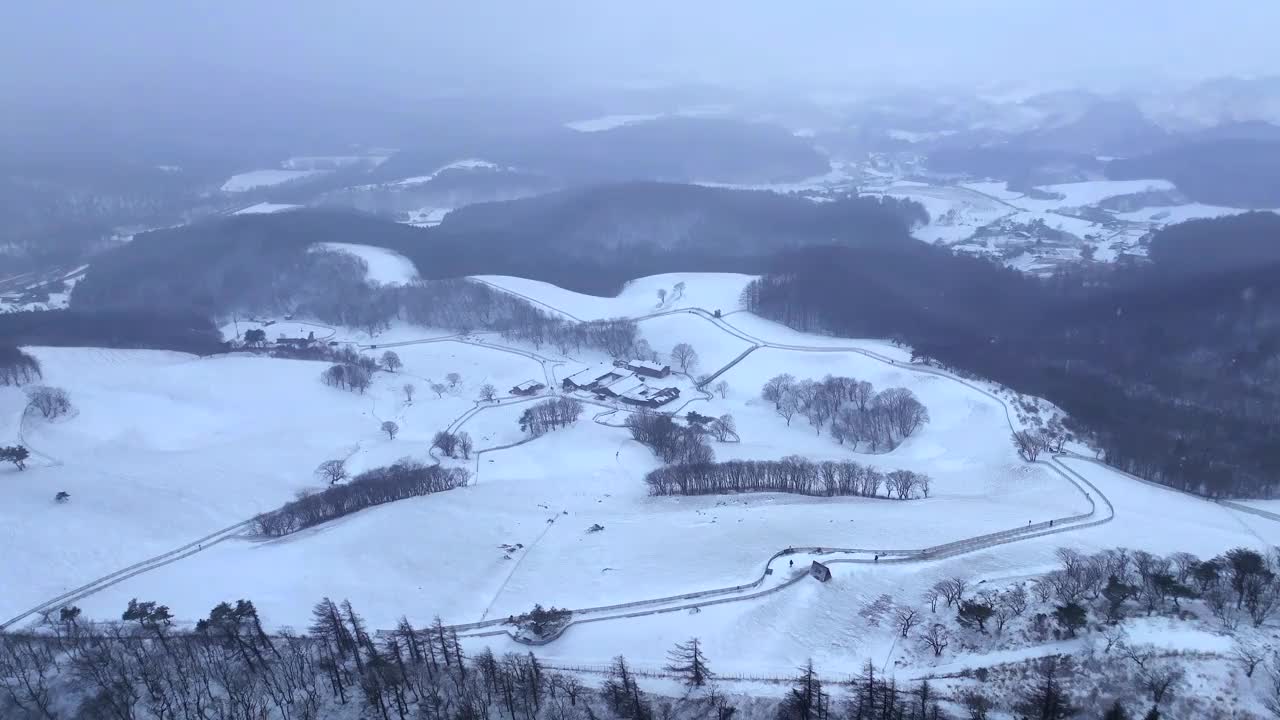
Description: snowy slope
xmin=315 ymin=242 xmax=420 ymax=285
xmin=472 ymin=273 xmax=755 ymax=321
xmin=8 ymin=272 xmax=1277 ymax=691
xmin=233 ymin=202 xmax=301 ymax=215
xmin=221 ymin=169 xmax=326 ymax=192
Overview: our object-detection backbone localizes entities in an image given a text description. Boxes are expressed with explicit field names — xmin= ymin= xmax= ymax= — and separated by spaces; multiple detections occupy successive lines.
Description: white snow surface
xmin=6 ymin=272 xmax=1279 ymax=686
xmin=564 ymin=114 xmax=663 ymax=132
xmin=470 ymin=273 xmax=755 ymax=321
xmin=220 ymin=169 xmax=326 ymax=192
xmin=1023 ymin=178 xmax=1176 ymax=209
xmin=393 ymin=159 xmax=499 ymax=186
xmin=233 ymin=202 xmax=301 ymax=215
xmin=314 ymin=242 xmax=419 ymax=285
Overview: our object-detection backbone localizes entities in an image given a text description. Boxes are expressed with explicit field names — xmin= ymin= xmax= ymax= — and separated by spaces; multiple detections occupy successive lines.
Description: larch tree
xmin=665 ymin=637 xmax=714 ymax=687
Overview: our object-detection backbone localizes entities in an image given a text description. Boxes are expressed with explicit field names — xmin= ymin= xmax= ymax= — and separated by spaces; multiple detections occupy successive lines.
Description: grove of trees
xmin=0 ymin=346 xmax=41 ymax=386
xmin=763 ymin=374 xmax=929 ymax=451
xmin=645 ymin=457 xmax=930 ymax=499
xmin=518 ymin=397 xmax=584 ymax=437
xmin=254 ymin=459 xmax=468 ymax=536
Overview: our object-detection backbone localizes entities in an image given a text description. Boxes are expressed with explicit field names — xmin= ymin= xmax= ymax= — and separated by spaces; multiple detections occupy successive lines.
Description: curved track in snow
xmin=14 ymin=284 xmax=1207 ymax=637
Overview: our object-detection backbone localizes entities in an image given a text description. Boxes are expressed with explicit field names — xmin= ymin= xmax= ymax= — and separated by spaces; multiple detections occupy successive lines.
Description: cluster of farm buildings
xmin=509 ymin=359 xmax=682 ymax=409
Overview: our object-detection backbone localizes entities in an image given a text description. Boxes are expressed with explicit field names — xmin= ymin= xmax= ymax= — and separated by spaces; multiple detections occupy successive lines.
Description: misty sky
xmin=5 ymin=1 xmax=1279 ymax=101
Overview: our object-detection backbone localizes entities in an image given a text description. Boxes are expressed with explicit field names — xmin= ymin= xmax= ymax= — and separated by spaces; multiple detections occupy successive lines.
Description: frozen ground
xmin=314 ymin=242 xmax=419 ymax=285
xmin=5 ymin=273 xmax=1274 ymax=687
xmin=221 ymin=169 xmax=327 ymax=192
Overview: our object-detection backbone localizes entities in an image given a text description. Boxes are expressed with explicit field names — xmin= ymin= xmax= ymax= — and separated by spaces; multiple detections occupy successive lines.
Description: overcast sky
xmin=5 ymin=1 xmax=1278 ymax=102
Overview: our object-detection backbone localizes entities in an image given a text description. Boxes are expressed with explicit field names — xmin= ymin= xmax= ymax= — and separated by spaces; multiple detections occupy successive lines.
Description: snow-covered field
xmin=564 ymin=114 xmax=663 ymax=132
xmin=233 ymin=202 xmax=301 ymax=215
xmin=4 ymin=272 xmax=1276 ymax=686
xmin=315 ymin=242 xmax=419 ymax=285
xmin=393 ymin=159 xmax=499 ymax=186
xmin=221 ymin=169 xmax=327 ymax=192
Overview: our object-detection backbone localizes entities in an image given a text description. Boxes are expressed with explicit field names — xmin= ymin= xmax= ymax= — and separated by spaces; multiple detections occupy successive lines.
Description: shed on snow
xmin=809 ymin=561 xmax=832 ymax=583
xmin=625 ymin=359 xmax=671 ymax=378
xmin=510 ymin=379 xmax=545 ymax=396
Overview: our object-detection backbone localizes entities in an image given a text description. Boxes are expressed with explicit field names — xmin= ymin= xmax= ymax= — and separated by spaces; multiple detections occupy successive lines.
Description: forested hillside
xmin=744 ymin=212 xmax=1280 ymax=497
xmin=73 ymin=186 xmax=923 ymax=304
xmin=1107 ymin=138 xmax=1280 ymax=208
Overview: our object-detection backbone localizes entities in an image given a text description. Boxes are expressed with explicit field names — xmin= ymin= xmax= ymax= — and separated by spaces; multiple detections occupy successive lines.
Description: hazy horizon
xmin=4 ymin=1 xmax=1280 ymax=105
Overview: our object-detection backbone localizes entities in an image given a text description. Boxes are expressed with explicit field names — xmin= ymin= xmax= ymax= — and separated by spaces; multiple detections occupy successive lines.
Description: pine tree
xmin=1103 ymin=701 xmax=1131 ymax=720
xmin=1016 ymin=656 xmax=1077 ymax=720
xmin=778 ymin=660 xmax=827 ymax=720
xmin=1142 ymin=708 xmax=1160 ymax=720
xmin=665 ymin=637 xmax=715 ymax=687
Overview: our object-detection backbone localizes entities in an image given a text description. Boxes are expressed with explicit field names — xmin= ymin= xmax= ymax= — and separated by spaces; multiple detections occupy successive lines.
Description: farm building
xmin=618 ymin=385 xmax=680 ymax=408
xmin=563 ymin=365 xmax=627 ymax=392
xmin=625 ymin=359 xmax=671 ymax=378
xmin=510 ymin=380 xmax=545 ymax=396
xmin=809 ymin=561 xmax=832 ymax=583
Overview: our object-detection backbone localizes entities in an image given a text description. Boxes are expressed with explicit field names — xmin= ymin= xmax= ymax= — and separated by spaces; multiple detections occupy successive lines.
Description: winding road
xmin=2 ymin=281 xmax=1258 ymax=638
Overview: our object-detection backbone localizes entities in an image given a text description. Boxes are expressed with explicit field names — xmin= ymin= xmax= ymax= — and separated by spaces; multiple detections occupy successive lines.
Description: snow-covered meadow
xmin=4 ymin=272 xmax=1276 ymax=683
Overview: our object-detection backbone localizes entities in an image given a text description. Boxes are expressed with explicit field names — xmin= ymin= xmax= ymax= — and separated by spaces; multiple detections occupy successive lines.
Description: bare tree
xmin=458 ymin=432 xmax=474 ymax=460
xmin=922 ymin=585 xmax=941 ymax=613
xmin=762 ymin=374 xmax=795 ymax=408
xmin=714 ymin=380 xmax=729 ymax=398
xmin=1013 ymin=430 xmax=1047 ymax=462
xmin=671 ymin=343 xmax=699 ymax=373
xmin=776 ymin=390 xmax=800 ymax=426
xmin=315 ymin=459 xmax=348 ymax=485
xmin=1234 ymin=641 xmax=1267 ymax=678
xmin=446 ymin=372 xmax=462 ymax=389
xmin=380 ymin=351 xmax=402 ymax=372
xmin=381 ymin=421 xmax=399 ymax=440
xmin=672 ymin=281 xmax=686 ymax=299
xmin=430 ymin=382 xmax=447 ymax=398
xmin=919 ymin=624 xmax=950 ymax=657
xmin=937 ymin=577 xmax=968 ymax=608
xmin=479 ymin=384 xmax=498 ymax=402
xmin=24 ymin=386 xmax=72 ymax=419
xmin=894 ymin=607 xmax=922 ymax=638
xmin=656 ymin=288 xmax=667 ymax=306
xmin=403 ymin=383 xmax=416 ymax=403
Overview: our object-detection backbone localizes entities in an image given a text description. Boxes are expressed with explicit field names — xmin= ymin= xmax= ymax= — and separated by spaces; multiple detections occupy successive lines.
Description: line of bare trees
xmin=645 ymin=456 xmax=930 ymax=499
xmin=762 ymin=374 xmax=929 ymax=452
xmin=518 ymin=398 xmax=584 ymax=437
xmin=254 ymin=460 xmax=469 ymax=537
xmin=0 ymin=346 xmax=41 ymax=386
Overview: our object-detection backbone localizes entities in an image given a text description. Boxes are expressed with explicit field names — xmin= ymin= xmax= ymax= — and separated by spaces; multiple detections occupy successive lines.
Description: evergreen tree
xmin=778 ymin=660 xmax=827 ymax=720
xmin=665 ymin=637 xmax=715 ymax=687
xmin=1054 ymin=603 xmax=1088 ymax=638
xmin=1103 ymin=701 xmax=1131 ymax=720
xmin=1016 ymin=656 xmax=1077 ymax=720
xmin=957 ymin=599 xmax=995 ymax=632
xmin=1142 ymin=708 xmax=1160 ymax=720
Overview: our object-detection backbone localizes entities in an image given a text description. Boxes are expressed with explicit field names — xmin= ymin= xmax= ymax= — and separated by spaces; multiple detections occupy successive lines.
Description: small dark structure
xmin=626 ymin=360 xmax=671 ymax=378
xmin=809 ymin=561 xmax=832 ymax=583
xmin=276 ymin=336 xmax=315 ymax=348
xmin=510 ymin=379 xmax=545 ymax=396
